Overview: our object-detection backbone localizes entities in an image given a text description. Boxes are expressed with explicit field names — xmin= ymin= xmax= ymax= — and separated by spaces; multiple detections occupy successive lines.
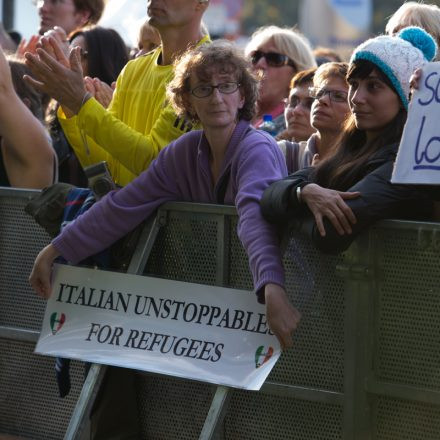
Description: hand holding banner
xmin=392 ymin=62 xmax=440 ymax=184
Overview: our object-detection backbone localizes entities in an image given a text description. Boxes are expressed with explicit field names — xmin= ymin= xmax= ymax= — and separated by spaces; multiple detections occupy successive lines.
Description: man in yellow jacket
xmin=25 ymin=0 xmax=210 ymax=186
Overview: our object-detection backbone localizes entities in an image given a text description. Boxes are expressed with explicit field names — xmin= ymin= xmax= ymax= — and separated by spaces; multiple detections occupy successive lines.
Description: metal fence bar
xmin=199 ymin=386 xmax=232 ymax=440
xmin=126 ymin=214 xmax=164 ymax=275
xmin=65 ymin=214 xmax=163 ymax=440
xmin=341 ymin=235 xmax=374 ymax=440
xmin=261 ymin=382 xmax=344 ymax=405
xmin=365 ymin=379 xmax=440 ymax=406
xmin=0 ymin=326 xmax=39 ymax=343
xmin=64 ymin=364 xmax=108 ymax=440
xmin=216 ymin=214 xmax=230 ymax=285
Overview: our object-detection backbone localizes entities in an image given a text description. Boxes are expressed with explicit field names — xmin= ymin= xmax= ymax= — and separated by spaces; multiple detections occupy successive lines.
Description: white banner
xmin=392 ymin=62 xmax=440 ymax=184
xmin=35 ymin=264 xmax=280 ymax=390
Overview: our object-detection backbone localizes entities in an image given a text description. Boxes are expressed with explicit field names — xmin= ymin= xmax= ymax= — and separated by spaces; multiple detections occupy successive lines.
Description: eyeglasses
xmin=308 ymin=87 xmax=348 ymax=102
xmin=190 ymin=82 xmax=241 ymax=98
xmin=250 ymin=50 xmax=296 ymax=69
xmin=284 ymin=96 xmax=315 ymax=110
xmin=79 ymin=48 xmax=88 ymax=59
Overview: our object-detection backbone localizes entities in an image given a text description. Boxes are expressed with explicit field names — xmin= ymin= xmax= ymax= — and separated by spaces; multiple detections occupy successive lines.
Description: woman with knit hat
xmin=261 ymin=27 xmax=437 ymax=254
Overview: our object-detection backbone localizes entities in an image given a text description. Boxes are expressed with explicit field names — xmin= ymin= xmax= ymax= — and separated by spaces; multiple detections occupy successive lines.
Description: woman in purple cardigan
xmin=29 ymin=40 xmax=301 ymax=350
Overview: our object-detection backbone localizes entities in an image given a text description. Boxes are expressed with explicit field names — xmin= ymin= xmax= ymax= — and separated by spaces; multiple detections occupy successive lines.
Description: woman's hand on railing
xmin=29 ymin=244 xmax=61 ymax=298
xmin=265 ymin=283 xmax=301 ymax=350
xmin=301 ymin=183 xmax=360 ymax=237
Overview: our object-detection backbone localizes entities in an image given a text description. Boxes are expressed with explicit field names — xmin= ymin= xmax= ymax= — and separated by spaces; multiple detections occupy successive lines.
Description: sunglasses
xmin=250 ymin=50 xmax=296 ymax=69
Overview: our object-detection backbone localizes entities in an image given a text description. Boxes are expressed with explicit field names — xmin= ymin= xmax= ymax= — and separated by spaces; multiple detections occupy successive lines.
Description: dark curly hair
xmin=167 ymin=40 xmax=258 ymax=123
xmin=69 ymin=26 xmax=128 ymax=85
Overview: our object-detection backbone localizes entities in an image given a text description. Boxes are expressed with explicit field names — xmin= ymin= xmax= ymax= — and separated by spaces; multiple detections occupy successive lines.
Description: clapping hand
xmin=24 ymin=35 xmax=87 ymax=114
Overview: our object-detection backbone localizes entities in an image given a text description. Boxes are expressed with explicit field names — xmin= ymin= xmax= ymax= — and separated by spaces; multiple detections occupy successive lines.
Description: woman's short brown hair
xmin=290 ymin=67 xmax=316 ymax=89
xmin=313 ymin=62 xmax=348 ymax=88
xmin=167 ymin=40 xmax=258 ymax=123
xmin=73 ymin=0 xmax=105 ymax=25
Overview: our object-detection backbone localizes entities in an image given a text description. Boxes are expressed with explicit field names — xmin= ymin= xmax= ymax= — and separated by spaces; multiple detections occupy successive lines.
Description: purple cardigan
xmin=53 ymin=120 xmax=287 ymax=300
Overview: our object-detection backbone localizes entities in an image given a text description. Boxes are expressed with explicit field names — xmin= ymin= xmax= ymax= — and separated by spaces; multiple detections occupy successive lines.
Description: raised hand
xmin=24 ymin=37 xmax=88 ymax=114
xmin=410 ymin=67 xmax=423 ymax=92
xmin=85 ymin=77 xmax=115 ymax=108
xmin=39 ymin=26 xmax=70 ymax=59
xmin=17 ymin=35 xmax=40 ymax=56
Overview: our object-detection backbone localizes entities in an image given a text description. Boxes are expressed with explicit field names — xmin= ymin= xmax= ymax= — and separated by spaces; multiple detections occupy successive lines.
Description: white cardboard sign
xmin=392 ymin=62 xmax=440 ymax=184
xmin=35 ymin=264 xmax=280 ymax=390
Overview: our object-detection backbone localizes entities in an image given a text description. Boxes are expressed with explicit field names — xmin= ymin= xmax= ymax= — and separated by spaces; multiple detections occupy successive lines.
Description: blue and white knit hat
xmin=350 ymin=26 xmax=437 ymax=109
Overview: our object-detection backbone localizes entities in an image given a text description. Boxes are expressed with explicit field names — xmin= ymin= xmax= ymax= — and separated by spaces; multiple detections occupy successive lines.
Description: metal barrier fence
xmin=0 ymin=188 xmax=439 ymax=439
xmin=0 ymin=189 xmax=87 ymax=440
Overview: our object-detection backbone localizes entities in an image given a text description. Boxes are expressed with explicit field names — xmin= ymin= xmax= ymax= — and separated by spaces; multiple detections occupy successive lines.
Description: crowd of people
xmin=0 ymin=0 xmax=438 ymax=350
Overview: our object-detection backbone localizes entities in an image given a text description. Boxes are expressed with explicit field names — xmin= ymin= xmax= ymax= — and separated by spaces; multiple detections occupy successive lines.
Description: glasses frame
xmin=284 ymin=96 xmax=315 ymax=111
xmin=250 ymin=50 xmax=296 ymax=69
xmin=32 ymin=0 xmax=70 ymax=6
xmin=190 ymin=82 xmax=241 ymax=98
xmin=308 ymin=87 xmax=348 ymax=103
xmin=79 ymin=48 xmax=89 ymax=60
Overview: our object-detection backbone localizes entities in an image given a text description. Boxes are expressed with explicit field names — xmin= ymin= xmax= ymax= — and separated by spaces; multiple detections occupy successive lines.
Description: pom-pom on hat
xmin=350 ymin=26 xmax=437 ymax=109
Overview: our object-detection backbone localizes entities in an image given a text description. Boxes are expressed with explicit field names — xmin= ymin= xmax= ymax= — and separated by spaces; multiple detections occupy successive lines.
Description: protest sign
xmin=392 ymin=62 xmax=440 ymax=184
xmin=35 ymin=264 xmax=280 ymax=390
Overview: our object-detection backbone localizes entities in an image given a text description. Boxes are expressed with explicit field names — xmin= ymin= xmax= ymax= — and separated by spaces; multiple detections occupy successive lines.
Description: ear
xmin=22 ymin=97 xmax=32 ymax=109
xmin=238 ymin=87 xmax=245 ymax=110
xmin=75 ymin=9 xmax=91 ymax=27
xmin=183 ymin=93 xmax=196 ymax=118
xmin=195 ymin=0 xmax=209 ymax=13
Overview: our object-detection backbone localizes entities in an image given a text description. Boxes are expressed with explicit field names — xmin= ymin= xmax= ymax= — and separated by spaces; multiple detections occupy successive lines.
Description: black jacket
xmin=261 ymin=143 xmax=433 ymax=254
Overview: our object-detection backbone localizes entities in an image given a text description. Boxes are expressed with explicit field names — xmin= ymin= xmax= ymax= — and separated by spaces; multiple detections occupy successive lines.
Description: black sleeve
xmin=305 ymin=161 xmax=432 ymax=254
xmin=260 ymin=167 xmax=313 ymax=224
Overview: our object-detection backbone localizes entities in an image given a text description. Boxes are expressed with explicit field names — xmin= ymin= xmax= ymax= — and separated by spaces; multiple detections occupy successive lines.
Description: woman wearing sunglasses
xmin=30 ymin=41 xmax=301 ymax=350
xmin=261 ymin=27 xmax=436 ymax=254
xmin=245 ymin=26 xmax=316 ymax=136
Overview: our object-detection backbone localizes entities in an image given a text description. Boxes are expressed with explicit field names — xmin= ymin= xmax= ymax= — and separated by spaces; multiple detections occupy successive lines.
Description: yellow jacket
xmin=58 ymin=36 xmax=209 ymax=186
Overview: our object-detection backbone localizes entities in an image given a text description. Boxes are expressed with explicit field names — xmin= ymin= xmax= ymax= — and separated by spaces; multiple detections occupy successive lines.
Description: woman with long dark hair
xmin=261 ymin=27 xmax=437 ymax=254
xmin=69 ymin=26 xmax=129 ymax=86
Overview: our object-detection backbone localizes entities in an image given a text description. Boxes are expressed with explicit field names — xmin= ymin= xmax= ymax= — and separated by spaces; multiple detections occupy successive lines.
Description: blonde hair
xmin=245 ymin=25 xmax=317 ymax=72
xmin=386 ymin=2 xmax=440 ymax=60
